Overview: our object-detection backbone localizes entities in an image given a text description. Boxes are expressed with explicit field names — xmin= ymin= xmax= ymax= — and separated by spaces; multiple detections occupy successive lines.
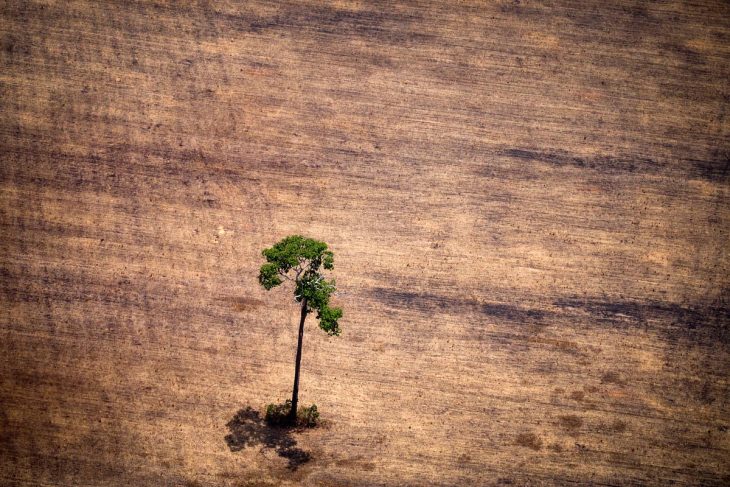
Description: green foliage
xmin=264 ymin=401 xmax=319 ymax=428
xmin=317 ymin=305 xmax=343 ymax=336
xmin=260 ymin=235 xmax=333 ymax=277
xmin=259 ymin=235 xmax=343 ymax=335
xmin=297 ymin=404 xmax=319 ymax=428
xmin=258 ymin=262 xmax=282 ymax=290
xmin=265 ymin=400 xmax=292 ymax=427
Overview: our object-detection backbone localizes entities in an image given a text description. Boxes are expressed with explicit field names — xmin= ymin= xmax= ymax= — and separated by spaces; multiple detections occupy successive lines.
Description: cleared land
xmin=1 ymin=1 xmax=729 ymax=485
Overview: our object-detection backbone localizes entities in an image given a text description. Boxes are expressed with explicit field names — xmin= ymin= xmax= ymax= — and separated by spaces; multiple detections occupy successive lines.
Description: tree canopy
xmin=258 ymin=235 xmax=342 ymax=336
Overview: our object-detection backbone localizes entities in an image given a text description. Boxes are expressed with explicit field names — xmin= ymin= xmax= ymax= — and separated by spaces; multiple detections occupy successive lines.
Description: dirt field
xmin=1 ymin=1 xmax=729 ymax=485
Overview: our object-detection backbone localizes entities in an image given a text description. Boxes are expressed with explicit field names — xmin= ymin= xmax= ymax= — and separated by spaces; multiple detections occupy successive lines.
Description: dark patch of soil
xmin=515 ymin=432 xmax=543 ymax=451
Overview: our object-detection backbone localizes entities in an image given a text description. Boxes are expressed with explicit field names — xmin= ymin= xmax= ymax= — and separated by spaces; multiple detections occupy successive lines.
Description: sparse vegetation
xmin=265 ymin=401 xmax=293 ymax=427
xmin=297 ymin=404 xmax=320 ymax=428
xmin=265 ymin=400 xmax=320 ymax=428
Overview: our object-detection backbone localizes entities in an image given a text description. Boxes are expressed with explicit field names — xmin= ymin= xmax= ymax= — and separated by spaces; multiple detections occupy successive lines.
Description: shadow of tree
xmin=224 ymin=407 xmax=311 ymax=470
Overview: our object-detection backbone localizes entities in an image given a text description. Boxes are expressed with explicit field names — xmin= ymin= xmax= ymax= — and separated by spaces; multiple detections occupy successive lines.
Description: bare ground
xmin=1 ymin=1 xmax=729 ymax=485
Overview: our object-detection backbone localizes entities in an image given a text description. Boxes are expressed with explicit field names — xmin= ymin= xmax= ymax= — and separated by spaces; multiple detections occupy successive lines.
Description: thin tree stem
xmin=289 ymin=297 xmax=308 ymax=424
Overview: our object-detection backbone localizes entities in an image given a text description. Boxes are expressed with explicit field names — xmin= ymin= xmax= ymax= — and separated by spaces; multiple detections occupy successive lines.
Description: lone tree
xmin=258 ymin=235 xmax=343 ymax=424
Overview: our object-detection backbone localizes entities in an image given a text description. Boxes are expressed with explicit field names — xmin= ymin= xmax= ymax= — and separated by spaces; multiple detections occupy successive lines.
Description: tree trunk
xmin=289 ymin=297 xmax=308 ymax=424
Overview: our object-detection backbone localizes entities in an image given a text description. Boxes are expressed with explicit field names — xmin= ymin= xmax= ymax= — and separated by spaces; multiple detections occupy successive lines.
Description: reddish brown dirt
xmin=1 ymin=1 xmax=729 ymax=485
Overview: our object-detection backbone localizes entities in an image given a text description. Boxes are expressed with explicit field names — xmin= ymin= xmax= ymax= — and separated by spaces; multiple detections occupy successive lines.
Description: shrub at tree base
xmin=297 ymin=404 xmax=319 ymax=428
xmin=265 ymin=401 xmax=292 ymax=427
xmin=265 ymin=400 xmax=319 ymax=428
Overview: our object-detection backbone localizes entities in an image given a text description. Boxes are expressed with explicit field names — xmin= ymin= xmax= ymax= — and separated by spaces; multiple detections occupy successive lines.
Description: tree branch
xmin=278 ymin=269 xmax=293 ymax=281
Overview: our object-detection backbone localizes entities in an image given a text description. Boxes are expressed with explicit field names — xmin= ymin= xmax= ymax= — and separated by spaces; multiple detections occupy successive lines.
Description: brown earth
xmin=1 ymin=1 xmax=729 ymax=485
